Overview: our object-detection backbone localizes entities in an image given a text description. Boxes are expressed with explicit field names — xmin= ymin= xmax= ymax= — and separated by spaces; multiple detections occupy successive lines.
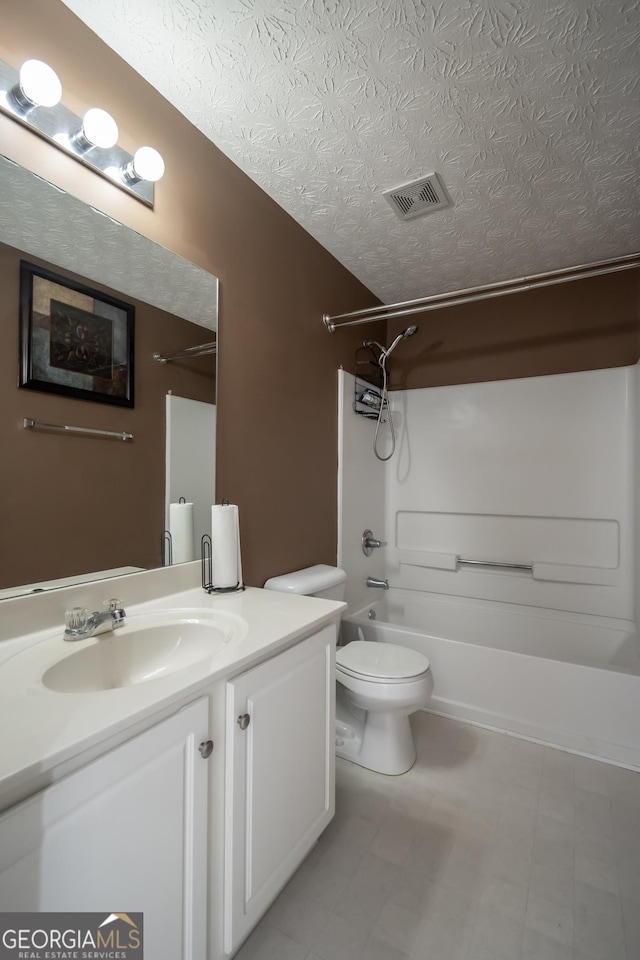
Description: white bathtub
xmin=342 ymin=590 xmax=640 ymax=770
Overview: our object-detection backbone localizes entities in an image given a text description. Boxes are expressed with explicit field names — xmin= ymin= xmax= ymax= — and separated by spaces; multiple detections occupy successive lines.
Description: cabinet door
xmin=224 ymin=626 xmax=335 ymax=953
xmin=0 ymin=697 xmax=209 ymax=960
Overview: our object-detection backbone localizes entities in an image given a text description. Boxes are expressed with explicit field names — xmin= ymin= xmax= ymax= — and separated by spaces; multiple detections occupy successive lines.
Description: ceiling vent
xmin=383 ymin=173 xmax=450 ymax=221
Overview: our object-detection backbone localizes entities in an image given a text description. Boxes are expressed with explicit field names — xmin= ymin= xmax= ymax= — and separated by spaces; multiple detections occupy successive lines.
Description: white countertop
xmin=0 ymin=584 xmax=344 ymax=811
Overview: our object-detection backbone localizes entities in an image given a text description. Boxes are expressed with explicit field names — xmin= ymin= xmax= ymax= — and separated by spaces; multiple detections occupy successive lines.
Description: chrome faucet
xmin=366 ymin=577 xmax=389 ymax=590
xmin=64 ymin=598 xmax=126 ymax=641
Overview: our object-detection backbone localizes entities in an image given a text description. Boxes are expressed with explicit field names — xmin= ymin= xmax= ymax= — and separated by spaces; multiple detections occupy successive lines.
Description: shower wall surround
xmin=337 ymin=371 xmax=385 ymax=610
xmin=339 ymin=365 xmax=636 ymax=622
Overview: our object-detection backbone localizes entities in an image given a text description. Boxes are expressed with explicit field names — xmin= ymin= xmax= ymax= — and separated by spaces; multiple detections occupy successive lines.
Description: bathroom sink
xmin=41 ymin=611 xmax=245 ymax=693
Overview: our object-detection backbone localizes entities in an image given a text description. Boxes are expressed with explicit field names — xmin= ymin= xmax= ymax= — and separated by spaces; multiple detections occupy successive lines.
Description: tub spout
xmin=366 ymin=576 xmax=389 ymax=590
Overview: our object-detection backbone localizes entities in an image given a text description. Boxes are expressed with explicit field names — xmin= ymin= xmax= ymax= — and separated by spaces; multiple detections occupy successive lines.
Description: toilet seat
xmin=336 ymin=640 xmax=429 ymax=683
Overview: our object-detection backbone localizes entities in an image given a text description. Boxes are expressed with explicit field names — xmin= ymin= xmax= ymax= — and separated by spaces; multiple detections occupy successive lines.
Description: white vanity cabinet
xmin=0 ymin=697 xmax=210 ymax=960
xmin=0 ymin=578 xmax=342 ymax=960
xmin=223 ymin=625 xmax=336 ymax=954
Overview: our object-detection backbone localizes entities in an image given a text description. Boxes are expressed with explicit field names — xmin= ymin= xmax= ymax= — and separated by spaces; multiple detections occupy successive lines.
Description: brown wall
xmin=386 ymin=270 xmax=639 ymax=390
xmin=0 ymin=242 xmax=215 ymax=590
xmin=1 ymin=0 xmax=638 ymax=589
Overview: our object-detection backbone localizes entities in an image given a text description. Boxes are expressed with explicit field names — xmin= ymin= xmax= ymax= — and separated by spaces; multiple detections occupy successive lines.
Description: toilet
xmin=264 ymin=564 xmax=433 ymax=776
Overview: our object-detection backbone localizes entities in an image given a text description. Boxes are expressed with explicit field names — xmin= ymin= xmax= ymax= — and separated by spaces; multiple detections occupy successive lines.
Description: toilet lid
xmin=336 ymin=641 xmax=429 ymax=680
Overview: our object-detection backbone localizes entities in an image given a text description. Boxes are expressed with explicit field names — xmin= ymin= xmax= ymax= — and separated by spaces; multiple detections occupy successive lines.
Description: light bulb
xmin=14 ymin=59 xmax=62 ymax=110
xmin=71 ymin=108 xmax=119 ymax=153
xmin=131 ymin=145 xmax=165 ymax=182
xmin=81 ymin=108 xmax=118 ymax=149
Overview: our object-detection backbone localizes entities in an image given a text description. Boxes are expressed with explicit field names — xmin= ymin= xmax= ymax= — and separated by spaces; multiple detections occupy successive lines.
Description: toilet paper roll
xmin=169 ymin=501 xmax=195 ymax=564
xmin=211 ymin=503 xmax=243 ymax=588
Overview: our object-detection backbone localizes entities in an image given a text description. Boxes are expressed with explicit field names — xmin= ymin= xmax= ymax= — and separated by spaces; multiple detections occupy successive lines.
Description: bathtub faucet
xmin=362 ymin=529 xmax=387 ymax=556
xmin=366 ymin=577 xmax=389 ymax=590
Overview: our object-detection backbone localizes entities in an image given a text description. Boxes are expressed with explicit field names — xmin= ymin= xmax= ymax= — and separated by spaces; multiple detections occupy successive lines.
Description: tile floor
xmin=234 ymin=713 xmax=640 ymax=960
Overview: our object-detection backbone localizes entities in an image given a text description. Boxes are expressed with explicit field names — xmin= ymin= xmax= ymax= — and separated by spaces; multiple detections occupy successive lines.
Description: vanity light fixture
xmin=0 ymin=57 xmax=163 ymax=207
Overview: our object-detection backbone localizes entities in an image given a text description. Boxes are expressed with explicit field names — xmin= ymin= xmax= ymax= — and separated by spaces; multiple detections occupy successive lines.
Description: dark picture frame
xmin=19 ymin=260 xmax=135 ymax=407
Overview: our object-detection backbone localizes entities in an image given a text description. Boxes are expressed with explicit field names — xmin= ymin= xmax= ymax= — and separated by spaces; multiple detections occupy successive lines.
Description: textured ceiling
xmin=61 ymin=0 xmax=640 ymax=305
xmin=0 ymin=156 xmax=218 ymax=329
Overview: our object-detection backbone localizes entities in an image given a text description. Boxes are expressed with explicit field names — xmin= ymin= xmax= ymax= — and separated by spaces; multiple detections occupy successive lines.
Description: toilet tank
xmin=264 ymin=564 xmax=347 ymax=601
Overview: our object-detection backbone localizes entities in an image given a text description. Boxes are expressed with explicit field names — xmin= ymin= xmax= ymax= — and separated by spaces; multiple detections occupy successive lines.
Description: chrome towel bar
xmin=153 ymin=341 xmax=216 ymax=363
xmin=24 ymin=418 xmax=133 ymax=441
xmin=458 ymin=557 xmax=532 ymax=572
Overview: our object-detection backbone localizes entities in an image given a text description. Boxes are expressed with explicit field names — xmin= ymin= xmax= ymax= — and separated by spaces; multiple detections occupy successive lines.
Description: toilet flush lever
xmin=362 ymin=529 xmax=387 ymax=557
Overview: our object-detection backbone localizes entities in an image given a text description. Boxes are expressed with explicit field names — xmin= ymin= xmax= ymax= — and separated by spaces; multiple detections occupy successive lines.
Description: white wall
xmin=337 ymin=371 xmax=385 ymax=610
xmin=385 ymin=366 xmax=635 ymax=620
xmin=166 ymin=394 xmax=217 ymax=561
xmin=339 ymin=365 xmax=636 ymax=623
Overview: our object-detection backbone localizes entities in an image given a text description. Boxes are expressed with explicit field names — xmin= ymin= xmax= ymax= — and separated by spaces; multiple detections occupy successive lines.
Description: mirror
xmin=0 ymin=153 xmax=219 ymax=600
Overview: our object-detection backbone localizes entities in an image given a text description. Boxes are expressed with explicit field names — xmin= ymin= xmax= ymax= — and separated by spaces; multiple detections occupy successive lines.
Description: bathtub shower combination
xmin=342 ymin=589 xmax=640 ymax=770
xmin=337 ymin=364 xmax=640 ymax=771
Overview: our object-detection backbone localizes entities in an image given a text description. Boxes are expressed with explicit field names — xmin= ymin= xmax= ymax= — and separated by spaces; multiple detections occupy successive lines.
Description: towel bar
xmin=153 ymin=341 xmax=216 ymax=363
xmin=24 ymin=418 xmax=133 ymax=441
xmin=458 ymin=557 xmax=532 ymax=572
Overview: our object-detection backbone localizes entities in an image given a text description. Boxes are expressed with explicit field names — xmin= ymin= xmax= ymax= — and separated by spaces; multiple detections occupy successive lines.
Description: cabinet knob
xmin=199 ymin=739 xmax=214 ymax=758
xmin=237 ymin=713 xmax=251 ymax=730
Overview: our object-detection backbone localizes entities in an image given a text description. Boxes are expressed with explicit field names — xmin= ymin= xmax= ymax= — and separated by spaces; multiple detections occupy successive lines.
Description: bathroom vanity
xmin=0 ymin=564 xmax=343 ymax=959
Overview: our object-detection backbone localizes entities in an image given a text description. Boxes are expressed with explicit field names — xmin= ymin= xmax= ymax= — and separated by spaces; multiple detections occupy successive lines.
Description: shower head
xmin=363 ymin=325 xmax=419 ymax=461
xmin=382 ymin=324 xmax=420 ymax=360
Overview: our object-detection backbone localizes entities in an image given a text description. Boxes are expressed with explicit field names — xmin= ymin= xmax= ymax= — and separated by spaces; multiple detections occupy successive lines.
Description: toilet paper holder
xmin=200 ymin=533 xmax=245 ymax=594
xmin=161 ymin=529 xmax=173 ymax=566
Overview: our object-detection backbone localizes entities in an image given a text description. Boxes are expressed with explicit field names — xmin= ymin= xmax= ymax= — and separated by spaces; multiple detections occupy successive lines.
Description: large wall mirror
xmin=0 ymin=154 xmax=219 ymax=600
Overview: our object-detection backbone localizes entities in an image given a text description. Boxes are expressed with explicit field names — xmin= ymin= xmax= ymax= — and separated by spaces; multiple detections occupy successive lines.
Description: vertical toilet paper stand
xmin=161 ymin=530 xmax=173 ymax=566
xmin=200 ymin=533 xmax=245 ymax=594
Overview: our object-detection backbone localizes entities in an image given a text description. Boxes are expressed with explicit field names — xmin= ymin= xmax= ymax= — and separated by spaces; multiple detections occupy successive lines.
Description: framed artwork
xmin=19 ymin=261 xmax=135 ymax=407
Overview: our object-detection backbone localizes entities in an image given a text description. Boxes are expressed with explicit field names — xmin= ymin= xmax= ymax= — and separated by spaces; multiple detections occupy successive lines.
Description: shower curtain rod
xmin=323 ymin=253 xmax=640 ymax=331
xmin=153 ymin=340 xmax=216 ymax=363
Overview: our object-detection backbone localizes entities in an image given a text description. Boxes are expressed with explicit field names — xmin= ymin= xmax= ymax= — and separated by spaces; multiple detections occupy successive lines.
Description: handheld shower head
xmin=362 ymin=325 xmax=419 ymax=462
xmin=382 ymin=324 xmax=420 ymax=361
